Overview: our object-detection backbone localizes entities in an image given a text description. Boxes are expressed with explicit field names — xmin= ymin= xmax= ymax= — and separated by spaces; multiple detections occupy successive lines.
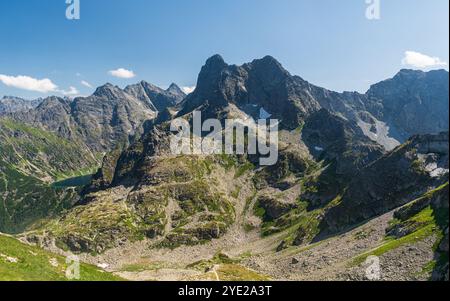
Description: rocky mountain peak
xmin=96 ymin=82 xmax=115 ymax=89
xmin=1 ymin=96 xmax=22 ymax=101
xmin=93 ymin=83 xmax=124 ymax=98
xmin=166 ymin=83 xmax=185 ymax=97
xmin=37 ymin=96 xmax=71 ymax=108
xmin=395 ymin=68 xmax=424 ymax=77
xmin=178 ymin=55 xmax=318 ymax=127
xmin=393 ymin=68 xmax=448 ymax=80
xmin=123 ymin=81 xmax=185 ymax=112
xmin=196 ymin=55 xmax=228 ymax=86
xmin=246 ymin=55 xmax=290 ymax=80
xmin=366 ymin=68 xmax=449 ymax=137
xmin=0 ymin=96 xmax=42 ymax=114
xmin=139 ymin=80 xmax=161 ymax=92
xmin=204 ymin=54 xmax=227 ymax=68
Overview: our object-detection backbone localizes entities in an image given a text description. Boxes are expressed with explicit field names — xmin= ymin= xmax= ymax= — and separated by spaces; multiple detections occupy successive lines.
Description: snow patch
xmin=425 ymin=162 xmax=449 ymax=178
xmin=97 ymin=263 xmax=110 ymax=269
xmin=357 ymin=119 xmax=401 ymax=151
xmin=259 ymin=107 xmax=272 ymax=119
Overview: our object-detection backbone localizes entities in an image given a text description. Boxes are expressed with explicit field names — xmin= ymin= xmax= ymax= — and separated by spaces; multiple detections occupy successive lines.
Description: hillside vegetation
xmin=0 ymin=118 xmax=99 ymax=233
xmin=0 ymin=234 xmax=122 ymax=281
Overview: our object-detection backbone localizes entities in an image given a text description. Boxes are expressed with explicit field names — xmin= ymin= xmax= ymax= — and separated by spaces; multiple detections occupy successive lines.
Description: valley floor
xmin=60 ymin=209 xmax=435 ymax=281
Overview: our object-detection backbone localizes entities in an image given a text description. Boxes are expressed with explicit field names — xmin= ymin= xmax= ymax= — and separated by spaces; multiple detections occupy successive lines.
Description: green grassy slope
xmin=0 ymin=118 xmax=100 ymax=233
xmin=0 ymin=118 xmax=99 ymax=181
xmin=0 ymin=160 xmax=79 ymax=233
xmin=0 ymin=234 xmax=122 ymax=281
xmin=352 ymin=183 xmax=449 ymax=274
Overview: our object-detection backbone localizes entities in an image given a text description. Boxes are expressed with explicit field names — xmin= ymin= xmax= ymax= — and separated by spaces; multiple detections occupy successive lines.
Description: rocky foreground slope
xmin=0 ymin=233 xmax=121 ymax=281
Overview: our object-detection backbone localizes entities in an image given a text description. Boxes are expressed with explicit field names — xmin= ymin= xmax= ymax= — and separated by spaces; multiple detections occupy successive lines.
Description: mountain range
xmin=0 ymin=96 xmax=42 ymax=114
xmin=0 ymin=55 xmax=448 ymax=281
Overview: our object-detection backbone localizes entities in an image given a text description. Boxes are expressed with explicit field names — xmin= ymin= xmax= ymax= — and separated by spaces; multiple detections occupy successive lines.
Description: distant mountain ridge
xmin=0 ymin=96 xmax=42 ymax=114
xmin=2 ymin=58 xmax=447 ymax=152
xmin=7 ymin=82 xmax=185 ymax=153
xmin=177 ymin=55 xmax=449 ymax=150
xmin=124 ymin=81 xmax=186 ymax=112
xmin=0 ymin=82 xmax=185 ymax=233
xmin=366 ymin=69 xmax=449 ymax=138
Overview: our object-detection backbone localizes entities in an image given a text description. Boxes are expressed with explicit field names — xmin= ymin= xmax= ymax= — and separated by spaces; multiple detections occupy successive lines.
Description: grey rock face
xmin=11 ymin=84 xmax=157 ymax=152
xmin=166 ymin=83 xmax=187 ymax=100
xmin=124 ymin=81 xmax=185 ymax=112
xmin=178 ymin=55 xmax=322 ymax=129
xmin=302 ymin=109 xmax=385 ymax=176
xmin=13 ymin=96 xmax=76 ymax=139
xmin=6 ymin=81 xmax=184 ymax=153
xmin=257 ymin=194 xmax=299 ymax=220
xmin=0 ymin=96 xmax=42 ymax=114
xmin=299 ymin=109 xmax=385 ymax=209
xmin=70 ymin=83 xmax=156 ymax=151
xmin=4 ymin=56 xmax=448 ymax=155
xmin=366 ymin=69 xmax=449 ymax=137
xmin=321 ymin=131 xmax=449 ymax=234
xmin=178 ymin=55 xmax=449 ymax=144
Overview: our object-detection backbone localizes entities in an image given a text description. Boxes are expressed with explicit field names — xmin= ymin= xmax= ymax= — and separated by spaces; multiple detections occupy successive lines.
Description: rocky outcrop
xmin=321 ymin=132 xmax=449 ymax=234
xmin=178 ymin=55 xmax=322 ymax=129
xmin=69 ymin=83 xmax=157 ymax=151
xmin=80 ymin=144 xmax=126 ymax=197
xmin=257 ymin=195 xmax=298 ymax=221
xmin=178 ymin=56 xmax=449 ymax=147
xmin=387 ymin=183 xmax=448 ymax=239
xmin=0 ymin=96 xmax=42 ymax=114
xmin=381 ymin=182 xmax=449 ymax=281
xmin=302 ymin=109 xmax=385 ymax=176
xmin=42 ymin=156 xmax=236 ymax=253
xmin=124 ymin=81 xmax=185 ymax=112
xmin=367 ymin=69 xmax=449 ymax=137
xmin=433 ymin=224 xmax=449 ymax=281
xmin=11 ymin=84 xmax=157 ymax=152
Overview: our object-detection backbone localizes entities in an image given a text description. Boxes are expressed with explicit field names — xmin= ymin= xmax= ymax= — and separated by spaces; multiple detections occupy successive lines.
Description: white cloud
xmin=182 ymin=86 xmax=196 ymax=94
xmin=59 ymin=86 xmax=80 ymax=96
xmin=0 ymin=73 xmax=82 ymax=97
xmin=109 ymin=68 xmax=136 ymax=79
xmin=402 ymin=51 xmax=447 ymax=69
xmin=81 ymin=80 xmax=93 ymax=88
xmin=0 ymin=74 xmax=58 ymax=93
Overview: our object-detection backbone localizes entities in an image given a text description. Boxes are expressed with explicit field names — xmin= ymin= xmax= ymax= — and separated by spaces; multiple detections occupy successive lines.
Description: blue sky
xmin=0 ymin=0 xmax=448 ymax=99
